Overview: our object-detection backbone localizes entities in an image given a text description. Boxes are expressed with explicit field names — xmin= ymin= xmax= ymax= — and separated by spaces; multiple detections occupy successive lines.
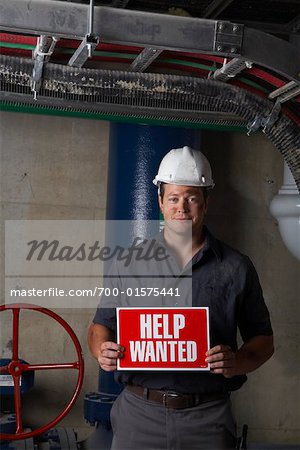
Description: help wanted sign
xmin=117 ymin=307 xmax=210 ymax=370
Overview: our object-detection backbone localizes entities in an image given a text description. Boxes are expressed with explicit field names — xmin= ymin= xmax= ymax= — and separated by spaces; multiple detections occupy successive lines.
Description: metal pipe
xmin=270 ymin=162 xmax=300 ymax=261
xmin=88 ymin=0 xmax=94 ymax=36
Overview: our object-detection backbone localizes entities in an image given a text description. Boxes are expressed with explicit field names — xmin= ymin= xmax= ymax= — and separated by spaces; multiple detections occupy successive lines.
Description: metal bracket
xmin=68 ymin=0 xmax=99 ymax=68
xmin=31 ymin=35 xmax=59 ymax=100
xmin=269 ymin=81 xmax=300 ymax=104
xmin=261 ymin=100 xmax=281 ymax=132
xmin=68 ymin=35 xmax=99 ymax=68
xmin=247 ymin=100 xmax=281 ymax=135
xmin=213 ymin=57 xmax=252 ymax=82
xmin=247 ymin=115 xmax=264 ymax=135
xmin=130 ymin=47 xmax=163 ymax=72
xmin=214 ymin=21 xmax=244 ymax=56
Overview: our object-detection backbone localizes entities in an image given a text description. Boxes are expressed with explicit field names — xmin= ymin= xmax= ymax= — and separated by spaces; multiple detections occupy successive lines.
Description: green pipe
xmin=0 ymin=42 xmax=34 ymax=50
xmin=0 ymin=100 xmax=247 ymax=132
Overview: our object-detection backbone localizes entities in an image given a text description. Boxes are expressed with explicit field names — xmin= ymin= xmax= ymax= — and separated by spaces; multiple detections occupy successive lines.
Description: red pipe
xmin=1 ymin=32 xmax=299 ymax=122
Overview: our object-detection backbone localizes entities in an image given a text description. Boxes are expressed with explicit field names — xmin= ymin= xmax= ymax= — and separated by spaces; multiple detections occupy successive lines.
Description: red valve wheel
xmin=0 ymin=303 xmax=84 ymax=441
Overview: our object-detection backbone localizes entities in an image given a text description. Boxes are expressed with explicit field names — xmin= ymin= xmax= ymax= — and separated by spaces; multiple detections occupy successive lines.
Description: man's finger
xmin=101 ymin=363 xmax=117 ymax=372
xmin=101 ymin=341 xmax=122 ymax=351
xmin=209 ymin=360 xmax=234 ymax=369
xmin=206 ymin=345 xmax=231 ymax=356
xmin=206 ymin=351 xmax=233 ymax=363
xmin=101 ymin=348 xmax=124 ymax=359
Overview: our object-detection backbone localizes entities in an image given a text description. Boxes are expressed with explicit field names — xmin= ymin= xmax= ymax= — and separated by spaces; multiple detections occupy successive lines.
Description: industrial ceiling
xmin=0 ymin=0 xmax=300 ymax=187
xmin=72 ymin=0 xmax=300 ymax=38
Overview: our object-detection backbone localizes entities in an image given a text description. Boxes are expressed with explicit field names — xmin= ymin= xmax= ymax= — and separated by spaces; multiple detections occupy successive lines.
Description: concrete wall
xmin=203 ymin=132 xmax=300 ymax=445
xmin=0 ymin=111 xmax=109 ymax=439
xmin=0 ymin=110 xmax=299 ymax=445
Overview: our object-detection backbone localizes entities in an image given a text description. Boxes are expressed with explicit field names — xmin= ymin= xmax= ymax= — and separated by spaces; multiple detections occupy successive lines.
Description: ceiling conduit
xmin=1 ymin=54 xmax=300 ymax=191
xmin=0 ymin=1 xmax=300 ymax=258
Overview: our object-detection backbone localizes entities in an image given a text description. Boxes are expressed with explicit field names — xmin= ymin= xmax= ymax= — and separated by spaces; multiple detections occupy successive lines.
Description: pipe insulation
xmin=0 ymin=56 xmax=269 ymax=119
xmin=1 ymin=54 xmax=300 ymax=190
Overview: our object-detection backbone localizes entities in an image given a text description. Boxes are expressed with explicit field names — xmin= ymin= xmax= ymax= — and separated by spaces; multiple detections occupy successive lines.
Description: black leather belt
xmin=126 ymin=385 xmax=228 ymax=409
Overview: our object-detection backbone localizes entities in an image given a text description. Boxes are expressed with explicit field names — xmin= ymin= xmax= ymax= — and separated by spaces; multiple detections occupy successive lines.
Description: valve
xmin=0 ymin=304 xmax=84 ymax=441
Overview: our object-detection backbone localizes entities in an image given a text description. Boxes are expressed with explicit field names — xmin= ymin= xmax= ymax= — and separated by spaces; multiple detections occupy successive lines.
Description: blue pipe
xmin=107 ymin=123 xmax=200 ymax=220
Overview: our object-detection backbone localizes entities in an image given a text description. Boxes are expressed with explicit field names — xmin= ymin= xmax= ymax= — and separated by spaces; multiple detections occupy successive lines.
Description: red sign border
xmin=116 ymin=307 xmax=210 ymax=371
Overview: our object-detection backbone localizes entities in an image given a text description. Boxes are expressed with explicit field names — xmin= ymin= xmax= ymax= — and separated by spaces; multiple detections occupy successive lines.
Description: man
xmin=88 ymin=146 xmax=274 ymax=449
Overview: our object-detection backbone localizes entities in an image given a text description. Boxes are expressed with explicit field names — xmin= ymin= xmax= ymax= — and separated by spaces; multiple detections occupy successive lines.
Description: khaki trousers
xmin=110 ymin=388 xmax=237 ymax=450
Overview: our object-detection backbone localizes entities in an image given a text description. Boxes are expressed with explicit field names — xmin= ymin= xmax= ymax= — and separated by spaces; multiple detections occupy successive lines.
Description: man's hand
xmin=98 ymin=341 xmax=125 ymax=372
xmin=88 ymin=323 xmax=125 ymax=372
xmin=206 ymin=335 xmax=274 ymax=378
xmin=206 ymin=345 xmax=236 ymax=378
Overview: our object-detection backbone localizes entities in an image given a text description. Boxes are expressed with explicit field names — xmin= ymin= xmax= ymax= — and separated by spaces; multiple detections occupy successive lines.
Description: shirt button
xmin=174 ymin=302 xmax=178 ymax=306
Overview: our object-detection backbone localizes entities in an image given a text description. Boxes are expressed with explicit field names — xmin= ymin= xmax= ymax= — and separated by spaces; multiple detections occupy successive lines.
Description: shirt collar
xmin=155 ymin=225 xmax=222 ymax=263
xmin=192 ymin=226 xmax=222 ymax=265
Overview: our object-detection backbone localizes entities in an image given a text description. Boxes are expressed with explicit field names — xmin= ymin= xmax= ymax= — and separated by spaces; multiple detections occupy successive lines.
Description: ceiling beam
xmin=0 ymin=0 xmax=299 ymax=82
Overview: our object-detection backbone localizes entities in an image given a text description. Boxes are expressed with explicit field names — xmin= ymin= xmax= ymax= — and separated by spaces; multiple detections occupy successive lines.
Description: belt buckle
xmin=162 ymin=392 xmax=180 ymax=407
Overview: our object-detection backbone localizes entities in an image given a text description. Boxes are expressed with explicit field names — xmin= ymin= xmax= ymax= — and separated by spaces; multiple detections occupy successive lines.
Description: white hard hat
xmin=153 ymin=146 xmax=214 ymax=188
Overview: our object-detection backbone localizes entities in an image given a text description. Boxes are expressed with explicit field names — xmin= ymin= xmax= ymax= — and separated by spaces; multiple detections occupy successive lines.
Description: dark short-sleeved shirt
xmin=93 ymin=227 xmax=273 ymax=394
